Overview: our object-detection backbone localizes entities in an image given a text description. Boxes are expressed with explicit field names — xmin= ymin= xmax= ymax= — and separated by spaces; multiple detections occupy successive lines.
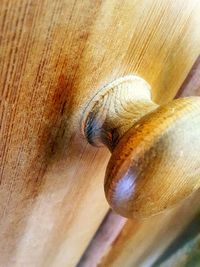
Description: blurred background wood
xmin=99 ymin=192 xmax=200 ymax=267
xmin=154 ymin=212 xmax=200 ymax=266
xmin=157 ymin=229 xmax=200 ymax=267
xmin=1 ymin=0 xmax=200 ymax=266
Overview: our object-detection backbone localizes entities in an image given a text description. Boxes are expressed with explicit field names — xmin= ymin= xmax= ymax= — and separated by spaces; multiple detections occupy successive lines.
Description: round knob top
xmin=82 ymin=76 xmax=200 ymax=218
xmin=105 ymin=97 xmax=200 ymax=218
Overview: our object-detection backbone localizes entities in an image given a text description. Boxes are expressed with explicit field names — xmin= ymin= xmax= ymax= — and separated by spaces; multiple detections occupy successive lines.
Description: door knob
xmin=82 ymin=75 xmax=200 ymax=218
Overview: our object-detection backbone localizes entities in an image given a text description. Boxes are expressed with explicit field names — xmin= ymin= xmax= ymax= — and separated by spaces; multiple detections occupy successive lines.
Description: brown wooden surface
xmin=1 ymin=0 xmax=200 ymax=266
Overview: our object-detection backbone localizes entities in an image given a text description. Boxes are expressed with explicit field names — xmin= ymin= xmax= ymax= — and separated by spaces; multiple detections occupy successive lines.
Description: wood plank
xmin=1 ymin=0 xmax=200 ymax=266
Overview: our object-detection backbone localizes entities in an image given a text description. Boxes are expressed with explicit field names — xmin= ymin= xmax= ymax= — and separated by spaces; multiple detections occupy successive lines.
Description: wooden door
xmin=1 ymin=0 xmax=200 ymax=266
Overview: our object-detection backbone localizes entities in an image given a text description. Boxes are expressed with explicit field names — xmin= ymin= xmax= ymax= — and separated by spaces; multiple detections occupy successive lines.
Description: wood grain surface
xmin=1 ymin=0 xmax=200 ymax=266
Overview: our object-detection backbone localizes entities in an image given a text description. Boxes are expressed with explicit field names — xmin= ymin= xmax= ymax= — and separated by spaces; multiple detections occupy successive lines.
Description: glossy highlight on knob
xmin=82 ymin=75 xmax=200 ymax=218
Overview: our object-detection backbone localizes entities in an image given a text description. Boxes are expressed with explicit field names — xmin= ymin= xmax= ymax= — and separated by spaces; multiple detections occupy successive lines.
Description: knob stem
xmin=82 ymin=76 xmax=158 ymax=151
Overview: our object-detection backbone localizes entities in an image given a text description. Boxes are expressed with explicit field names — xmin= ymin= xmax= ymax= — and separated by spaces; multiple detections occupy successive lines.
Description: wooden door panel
xmin=1 ymin=0 xmax=200 ymax=266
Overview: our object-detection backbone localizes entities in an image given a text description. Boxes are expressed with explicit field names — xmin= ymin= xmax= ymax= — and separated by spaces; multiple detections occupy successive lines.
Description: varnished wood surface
xmin=106 ymin=96 xmax=200 ymax=218
xmin=1 ymin=0 xmax=200 ymax=266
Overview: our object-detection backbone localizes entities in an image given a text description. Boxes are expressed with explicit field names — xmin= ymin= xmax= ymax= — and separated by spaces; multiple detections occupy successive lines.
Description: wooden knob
xmin=82 ymin=75 xmax=200 ymax=218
